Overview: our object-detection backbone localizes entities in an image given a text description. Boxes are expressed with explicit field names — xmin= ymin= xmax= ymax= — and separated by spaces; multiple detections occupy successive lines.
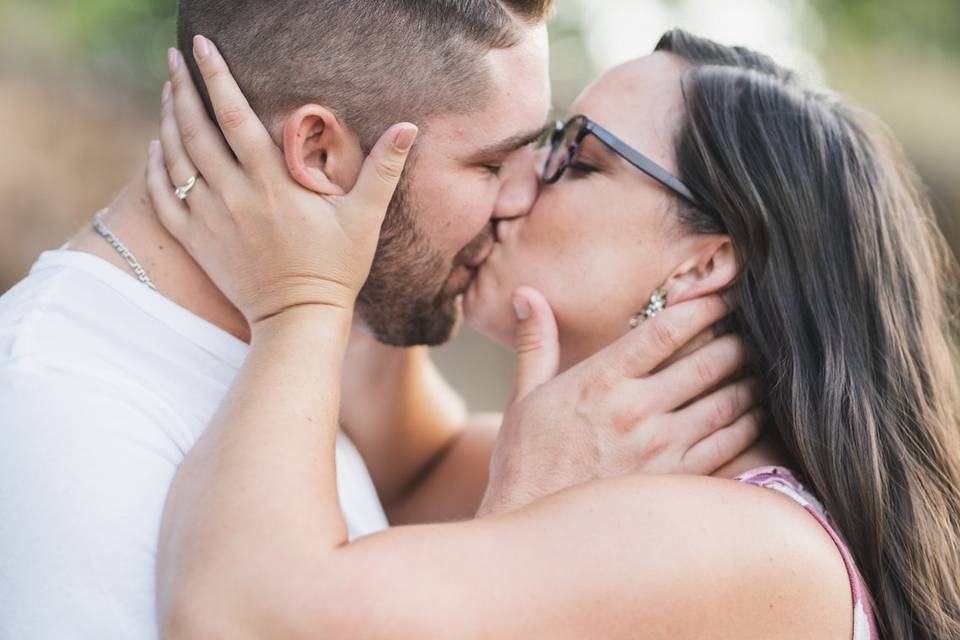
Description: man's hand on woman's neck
xmin=65 ymin=165 xmax=252 ymax=343
xmin=657 ymin=322 xmax=790 ymax=480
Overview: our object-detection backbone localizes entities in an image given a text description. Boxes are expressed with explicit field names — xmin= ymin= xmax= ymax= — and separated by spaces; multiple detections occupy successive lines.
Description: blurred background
xmin=1 ymin=0 xmax=957 ymax=411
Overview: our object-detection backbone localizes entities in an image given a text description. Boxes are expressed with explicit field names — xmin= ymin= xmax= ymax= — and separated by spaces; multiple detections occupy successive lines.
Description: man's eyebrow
xmin=469 ymin=123 xmax=552 ymax=159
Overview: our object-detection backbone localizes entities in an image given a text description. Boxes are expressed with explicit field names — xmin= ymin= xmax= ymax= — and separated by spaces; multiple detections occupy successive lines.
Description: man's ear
xmin=664 ymin=235 xmax=737 ymax=305
xmin=282 ymin=104 xmax=365 ymax=196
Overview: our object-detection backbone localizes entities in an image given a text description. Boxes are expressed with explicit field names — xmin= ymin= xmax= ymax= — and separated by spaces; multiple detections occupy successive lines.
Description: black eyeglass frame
xmin=541 ymin=115 xmax=698 ymax=206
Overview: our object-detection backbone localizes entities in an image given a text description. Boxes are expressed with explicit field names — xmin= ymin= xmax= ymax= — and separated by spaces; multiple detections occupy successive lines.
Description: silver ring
xmin=174 ymin=174 xmax=198 ymax=200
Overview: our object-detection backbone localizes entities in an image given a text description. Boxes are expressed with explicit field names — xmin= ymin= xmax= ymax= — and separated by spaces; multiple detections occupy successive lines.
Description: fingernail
xmin=194 ymin=35 xmax=211 ymax=61
xmin=513 ymin=295 xmax=531 ymax=321
xmin=393 ymin=125 xmax=418 ymax=152
xmin=161 ymin=81 xmax=171 ymax=105
xmin=167 ymin=48 xmax=181 ymax=72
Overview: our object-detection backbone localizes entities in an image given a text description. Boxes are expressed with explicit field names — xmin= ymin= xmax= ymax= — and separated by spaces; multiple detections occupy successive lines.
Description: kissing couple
xmin=2 ymin=1 xmax=959 ymax=638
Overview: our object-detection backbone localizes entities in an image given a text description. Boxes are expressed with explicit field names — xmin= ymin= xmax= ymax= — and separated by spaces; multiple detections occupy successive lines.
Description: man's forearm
xmin=385 ymin=413 xmax=501 ymax=524
xmin=340 ymin=340 xmax=475 ymax=512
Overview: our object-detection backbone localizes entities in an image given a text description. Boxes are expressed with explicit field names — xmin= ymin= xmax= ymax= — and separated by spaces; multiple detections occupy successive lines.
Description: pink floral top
xmin=736 ymin=466 xmax=879 ymax=640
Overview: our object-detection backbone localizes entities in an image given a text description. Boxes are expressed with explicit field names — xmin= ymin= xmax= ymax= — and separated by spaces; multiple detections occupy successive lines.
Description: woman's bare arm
xmin=162 ymin=446 xmax=852 ymax=640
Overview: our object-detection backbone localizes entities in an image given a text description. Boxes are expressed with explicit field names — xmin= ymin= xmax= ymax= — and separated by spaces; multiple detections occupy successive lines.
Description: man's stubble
xmin=355 ymin=172 xmax=492 ymax=347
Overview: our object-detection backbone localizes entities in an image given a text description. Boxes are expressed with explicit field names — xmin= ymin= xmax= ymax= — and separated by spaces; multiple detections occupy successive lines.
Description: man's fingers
xmin=347 ymin=123 xmax=418 ymax=227
xmin=681 ymin=408 xmax=765 ymax=475
xmin=672 ymin=376 xmax=762 ymax=444
xmin=188 ymin=35 xmax=280 ymax=172
xmin=604 ymin=295 xmax=731 ymax=378
xmin=651 ymin=334 xmax=750 ymax=411
xmin=146 ymin=140 xmax=190 ymax=242
xmin=512 ymin=287 xmax=560 ymax=401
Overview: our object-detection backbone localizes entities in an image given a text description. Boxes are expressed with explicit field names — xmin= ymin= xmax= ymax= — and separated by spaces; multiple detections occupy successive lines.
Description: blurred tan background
xmin=1 ymin=0 xmax=957 ymax=411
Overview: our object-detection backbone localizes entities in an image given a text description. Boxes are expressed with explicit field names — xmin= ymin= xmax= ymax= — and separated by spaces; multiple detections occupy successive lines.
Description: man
xmin=0 ymin=1 xmax=755 ymax=637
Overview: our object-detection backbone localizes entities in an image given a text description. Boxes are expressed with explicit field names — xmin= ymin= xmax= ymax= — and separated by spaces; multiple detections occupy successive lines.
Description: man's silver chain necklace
xmin=92 ymin=210 xmax=159 ymax=292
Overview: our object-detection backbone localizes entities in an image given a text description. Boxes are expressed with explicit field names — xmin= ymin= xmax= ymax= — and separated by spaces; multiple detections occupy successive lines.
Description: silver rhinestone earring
xmin=629 ymin=289 xmax=668 ymax=329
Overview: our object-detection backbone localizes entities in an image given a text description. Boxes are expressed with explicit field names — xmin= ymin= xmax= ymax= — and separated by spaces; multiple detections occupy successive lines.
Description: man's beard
xmin=355 ymin=177 xmax=491 ymax=347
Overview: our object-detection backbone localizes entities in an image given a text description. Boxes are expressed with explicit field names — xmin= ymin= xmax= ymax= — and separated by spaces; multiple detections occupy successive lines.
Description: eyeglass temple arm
xmin=587 ymin=123 xmax=698 ymax=205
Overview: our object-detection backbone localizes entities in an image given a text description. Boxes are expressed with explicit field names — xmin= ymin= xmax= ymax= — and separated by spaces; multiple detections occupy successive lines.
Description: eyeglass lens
xmin=543 ymin=118 xmax=585 ymax=181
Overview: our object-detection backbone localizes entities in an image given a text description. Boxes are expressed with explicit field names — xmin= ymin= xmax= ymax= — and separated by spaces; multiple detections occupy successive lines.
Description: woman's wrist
xmin=250 ymin=303 xmax=355 ymax=346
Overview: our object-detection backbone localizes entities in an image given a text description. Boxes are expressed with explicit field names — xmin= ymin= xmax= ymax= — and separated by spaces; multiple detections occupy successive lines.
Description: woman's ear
xmin=664 ymin=235 xmax=737 ymax=305
xmin=282 ymin=104 xmax=365 ymax=197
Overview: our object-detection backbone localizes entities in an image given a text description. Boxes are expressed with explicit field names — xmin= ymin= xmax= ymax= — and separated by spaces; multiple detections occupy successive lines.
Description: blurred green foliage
xmin=1 ymin=0 xmax=175 ymax=95
xmin=43 ymin=0 xmax=172 ymax=45
xmin=5 ymin=0 xmax=959 ymax=93
xmin=810 ymin=0 xmax=960 ymax=55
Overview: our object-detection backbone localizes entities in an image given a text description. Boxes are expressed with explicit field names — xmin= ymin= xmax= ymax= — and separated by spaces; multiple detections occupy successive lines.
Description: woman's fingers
xmin=147 ymin=134 xmax=219 ymax=255
xmin=346 ymin=123 xmax=418 ymax=229
xmin=187 ymin=35 xmax=281 ymax=173
xmin=681 ymin=407 xmax=765 ymax=475
xmin=165 ymin=48 xmax=238 ymax=190
xmin=146 ymin=140 xmax=190 ymax=242
xmin=160 ymin=81 xmax=201 ymax=188
xmin=601 ymin=294 xmax=731 ymax=379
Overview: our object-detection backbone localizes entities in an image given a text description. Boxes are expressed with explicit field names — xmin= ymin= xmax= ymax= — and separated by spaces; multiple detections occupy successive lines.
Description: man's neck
xmin=66 ymin=165 xmax=252 ymax=343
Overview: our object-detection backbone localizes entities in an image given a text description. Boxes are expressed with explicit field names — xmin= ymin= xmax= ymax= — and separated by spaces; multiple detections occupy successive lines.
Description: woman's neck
xmin=710 ymin=430 xmax=791 ymax=480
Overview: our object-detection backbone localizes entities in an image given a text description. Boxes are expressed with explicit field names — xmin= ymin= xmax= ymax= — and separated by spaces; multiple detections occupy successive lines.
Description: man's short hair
xmin=177 ymin=0 xmax=554 ymax=149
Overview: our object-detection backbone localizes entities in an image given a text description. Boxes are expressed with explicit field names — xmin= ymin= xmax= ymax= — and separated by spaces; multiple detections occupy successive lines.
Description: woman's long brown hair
xmin=656 ymin=29 xmax=960 ymax=639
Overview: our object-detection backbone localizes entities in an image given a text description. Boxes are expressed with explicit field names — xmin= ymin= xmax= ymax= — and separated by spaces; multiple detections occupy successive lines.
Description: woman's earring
xmin=629 ymin=289 xmax=668 ymax=329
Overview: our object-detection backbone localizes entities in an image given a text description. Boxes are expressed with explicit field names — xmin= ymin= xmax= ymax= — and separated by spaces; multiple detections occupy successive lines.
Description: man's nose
xmin=492 ymin=145 xmax=541 ymax=222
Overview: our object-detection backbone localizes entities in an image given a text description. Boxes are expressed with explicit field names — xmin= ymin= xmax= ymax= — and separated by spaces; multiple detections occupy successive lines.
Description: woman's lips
xmin=464 ymin=240 xmax=495 ymax=269
xmin=449 ymin=237 xmax=496 ymax=296
xmin=466 ymin=241 xmax=500 ymax=296
xmin=447 ymin=263 xmax=477 ymax=295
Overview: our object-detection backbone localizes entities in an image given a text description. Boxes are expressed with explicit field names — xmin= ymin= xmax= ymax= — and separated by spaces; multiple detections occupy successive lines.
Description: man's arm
xmin=386 ymin=413 xmax=501 ymax=524
xmin=339 ymin=334 xmax=500 ymax=524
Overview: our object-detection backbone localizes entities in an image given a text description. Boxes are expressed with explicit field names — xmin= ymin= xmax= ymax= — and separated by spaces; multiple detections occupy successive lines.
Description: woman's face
xmin=465 ymin=52 xmax=718 ymax=370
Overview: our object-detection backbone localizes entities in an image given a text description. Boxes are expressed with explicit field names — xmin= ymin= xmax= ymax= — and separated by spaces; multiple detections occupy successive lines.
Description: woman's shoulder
xmin=526 ymin=471 xmax=856 ymax=639
xmin=307 ymin=470 xmax=858 ymax=639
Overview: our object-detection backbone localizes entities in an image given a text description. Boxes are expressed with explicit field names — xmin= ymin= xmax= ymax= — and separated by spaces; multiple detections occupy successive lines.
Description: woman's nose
xmin=492 ymin=145 xmax=541 ymax=222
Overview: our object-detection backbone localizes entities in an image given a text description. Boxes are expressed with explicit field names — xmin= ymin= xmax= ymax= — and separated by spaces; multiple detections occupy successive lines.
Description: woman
xmin=151 ymin=30 xmax=960 ymax=639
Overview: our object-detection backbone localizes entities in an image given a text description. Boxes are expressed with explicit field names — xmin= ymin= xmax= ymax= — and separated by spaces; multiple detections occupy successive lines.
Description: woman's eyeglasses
xmin=537 ymin=115 xmax=698 ymax=206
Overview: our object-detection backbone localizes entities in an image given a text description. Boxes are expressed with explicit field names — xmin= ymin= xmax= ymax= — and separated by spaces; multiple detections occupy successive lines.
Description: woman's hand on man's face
xmin=146 ymin=36 xmax=417 ymax=329
xmin=477 ymin=290 xmax=763 ymax=517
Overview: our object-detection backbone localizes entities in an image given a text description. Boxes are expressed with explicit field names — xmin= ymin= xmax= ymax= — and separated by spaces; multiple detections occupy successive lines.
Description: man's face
xmin=356 ymin=26 xmax=552 ymax=347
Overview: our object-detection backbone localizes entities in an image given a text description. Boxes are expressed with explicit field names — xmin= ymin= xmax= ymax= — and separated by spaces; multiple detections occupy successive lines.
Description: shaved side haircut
xmin=177 ymin=0 xmax=554 ymax=149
